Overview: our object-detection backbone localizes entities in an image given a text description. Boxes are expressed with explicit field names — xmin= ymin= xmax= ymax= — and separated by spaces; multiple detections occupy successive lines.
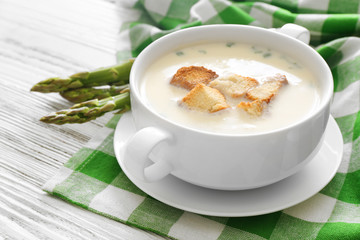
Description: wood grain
xmin=0 ymin=0 xmax=165 ymax=239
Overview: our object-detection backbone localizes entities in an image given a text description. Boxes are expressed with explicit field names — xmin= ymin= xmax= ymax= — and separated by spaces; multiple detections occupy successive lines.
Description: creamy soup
xmin=141 ymin=42 xmax=320 ymax=134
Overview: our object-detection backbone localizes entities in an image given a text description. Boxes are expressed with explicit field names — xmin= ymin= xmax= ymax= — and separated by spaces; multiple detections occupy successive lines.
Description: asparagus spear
xmin=31 ymin=59 xmax=134 ymax=93
xmin=60 ymin=84 xmax=129 ymax=103
xmin=40 ymin=92 xmax=130 ymax=124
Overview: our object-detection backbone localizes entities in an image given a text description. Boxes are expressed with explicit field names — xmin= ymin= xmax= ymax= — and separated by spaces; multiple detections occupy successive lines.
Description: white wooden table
xmin=0 ymin=0 xmax=166 ymax=238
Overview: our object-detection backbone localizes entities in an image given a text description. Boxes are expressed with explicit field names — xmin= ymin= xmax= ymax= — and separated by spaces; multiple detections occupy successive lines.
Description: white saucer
xmin=114 ymin=112 xmax=343 ymax=217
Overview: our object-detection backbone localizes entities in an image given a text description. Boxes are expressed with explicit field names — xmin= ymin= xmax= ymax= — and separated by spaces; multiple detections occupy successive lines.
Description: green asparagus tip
xmin=31 ymin=58 xmax=135 ymax=93
xmin=40 ymin=92 xmax=131 ymax=124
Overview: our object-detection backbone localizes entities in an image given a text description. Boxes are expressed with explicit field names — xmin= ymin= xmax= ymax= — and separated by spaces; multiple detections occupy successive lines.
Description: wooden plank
xmin=0 ymin=0 xmax=167 ymax=239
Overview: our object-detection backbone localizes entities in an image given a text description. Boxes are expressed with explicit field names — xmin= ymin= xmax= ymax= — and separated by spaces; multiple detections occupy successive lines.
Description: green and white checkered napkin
xmin=43 ymin=0 xmax=360 ymax=239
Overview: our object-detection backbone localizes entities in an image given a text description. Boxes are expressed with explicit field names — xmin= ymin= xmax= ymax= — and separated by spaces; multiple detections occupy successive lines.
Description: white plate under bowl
xmin=114 ymin=112 xmax=343 ymax=217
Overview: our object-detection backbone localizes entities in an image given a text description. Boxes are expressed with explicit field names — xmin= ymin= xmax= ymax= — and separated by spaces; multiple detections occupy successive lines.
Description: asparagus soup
xmin=141 ymin=42 xmax=320 ymax=134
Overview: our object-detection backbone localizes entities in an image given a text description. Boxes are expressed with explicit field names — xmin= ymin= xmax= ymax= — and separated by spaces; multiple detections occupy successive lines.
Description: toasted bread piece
xmin=246 ymin=78 xmax=287 ymax=103
xmin=170 ymin=66 xmax=218 ymax=90
xmin=181 ymin=83 xmax=229 ymax=113
xmin=266 ymin=73 xmax=288 ymax=84
xmin=237 ymin=100 xmax=265 ymax=116
xmin=209 ymin=74 xmax=259 ymax=98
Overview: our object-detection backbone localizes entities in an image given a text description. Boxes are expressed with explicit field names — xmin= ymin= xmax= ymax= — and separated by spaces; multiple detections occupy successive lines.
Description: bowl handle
xmin=123 ymin=127 xmax=173 ymax=182
xmin=273 ymin=23 xmax=310 ymax=45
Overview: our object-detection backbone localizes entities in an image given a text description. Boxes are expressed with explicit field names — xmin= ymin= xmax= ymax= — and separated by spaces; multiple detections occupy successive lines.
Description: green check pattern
xmin=43 ymin=1 xmax=360 ymax=239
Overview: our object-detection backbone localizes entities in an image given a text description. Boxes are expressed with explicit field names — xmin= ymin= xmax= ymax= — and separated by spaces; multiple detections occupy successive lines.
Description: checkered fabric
xmin=43 ymin=1 xmax=360 ymax=239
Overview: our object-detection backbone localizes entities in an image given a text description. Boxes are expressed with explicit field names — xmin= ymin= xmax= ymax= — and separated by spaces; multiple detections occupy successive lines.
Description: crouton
xmin=181 ymin=83 xmax=229 ymax=113
xmin=237 ymin=100 xmax=265 ymax=116
xmin=266 ymin=73 xmax=288 ymax=84
xmin=246 ymin=78 xmax=287 ymax=103
xmin=209 ymin=74 xmax=259 ymax=98
xmin=170 ymin=66 xmax=218 ymax=90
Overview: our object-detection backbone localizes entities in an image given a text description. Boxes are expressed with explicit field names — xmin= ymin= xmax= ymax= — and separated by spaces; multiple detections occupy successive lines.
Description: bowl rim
xmin=129 ymin=24 xmax=333 ymax=137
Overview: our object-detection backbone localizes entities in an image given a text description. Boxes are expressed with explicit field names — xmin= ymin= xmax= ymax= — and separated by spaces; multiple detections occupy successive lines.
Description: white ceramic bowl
xmin=122 ymin=24 xmax=333 ymax=190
